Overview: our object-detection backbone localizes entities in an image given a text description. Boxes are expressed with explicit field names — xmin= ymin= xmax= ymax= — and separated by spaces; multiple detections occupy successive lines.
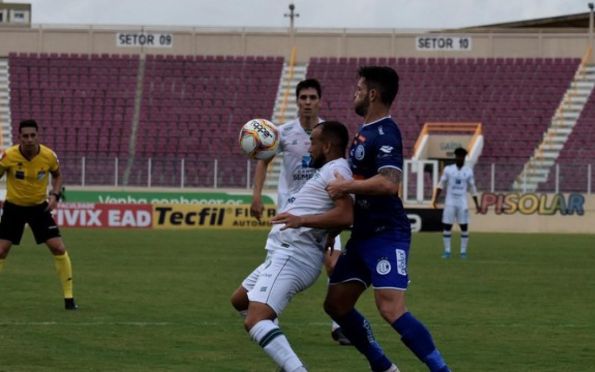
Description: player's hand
xmin=46 ymin=194 xmax=59 ymax=212
xmin=271 ymin=212 xmax=303 ymax=230
xmin=250 ymin=198 xmax=264 ymax=221
xmin=326 ymin=171 xmax=349 ymax=199
xmin=325 ymin=236 xmax=336 ymax=255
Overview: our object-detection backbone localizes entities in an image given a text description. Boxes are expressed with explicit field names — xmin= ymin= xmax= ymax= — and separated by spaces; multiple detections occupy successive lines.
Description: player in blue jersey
xmin=324 ymin=66 xmax=450 ymax=372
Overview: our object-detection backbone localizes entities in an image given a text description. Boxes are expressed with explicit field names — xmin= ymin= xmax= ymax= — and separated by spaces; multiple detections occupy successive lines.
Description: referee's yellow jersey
xmin=0 ymin=144 xmax=60 ymax=206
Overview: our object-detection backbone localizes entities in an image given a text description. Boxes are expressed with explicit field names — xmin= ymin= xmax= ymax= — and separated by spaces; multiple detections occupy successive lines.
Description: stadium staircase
xmin=0 ymin=58 xmax=12 ymax=149
xmin=122 ymin=56 xmax=146 ymax=186
xmin=264 ymin=59 xmax=308 ymax=190
xmin=513 ymin=61 xmax=595 ymax=192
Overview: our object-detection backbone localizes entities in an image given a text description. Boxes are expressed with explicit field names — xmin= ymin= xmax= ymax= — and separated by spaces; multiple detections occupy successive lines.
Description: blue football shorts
xmin=329 ymin=230 xmax=410 ymax=290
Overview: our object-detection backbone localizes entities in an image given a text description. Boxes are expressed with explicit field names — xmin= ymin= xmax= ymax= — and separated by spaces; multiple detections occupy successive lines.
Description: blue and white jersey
xmin=438 ymin=164 xmax=477 ymax=209
xmin=349 ymin=116 xmax=410 ymax=238
xmin=266 ymin=158 xmax=352 ymax=268
xmin=276 ymin=118 xmax=322 ymax=210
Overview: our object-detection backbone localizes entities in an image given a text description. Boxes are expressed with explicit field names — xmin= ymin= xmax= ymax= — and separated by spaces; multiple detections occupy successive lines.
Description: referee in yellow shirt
xmin=0 ymin=119 xmax=77 ymax=310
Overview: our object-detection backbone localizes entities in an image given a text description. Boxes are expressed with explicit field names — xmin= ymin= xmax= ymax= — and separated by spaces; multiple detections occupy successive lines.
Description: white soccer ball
xmin=239 ymin=118 xmax=280 ymax=160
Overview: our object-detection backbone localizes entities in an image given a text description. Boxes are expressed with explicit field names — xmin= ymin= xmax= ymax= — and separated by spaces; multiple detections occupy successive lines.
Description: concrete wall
xmin=0 ymin=25 xmax=591 ymax=62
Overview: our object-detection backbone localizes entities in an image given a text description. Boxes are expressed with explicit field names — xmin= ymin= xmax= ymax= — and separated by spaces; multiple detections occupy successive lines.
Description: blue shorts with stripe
xmin=329 ymin=230 xmax=411 ymax=290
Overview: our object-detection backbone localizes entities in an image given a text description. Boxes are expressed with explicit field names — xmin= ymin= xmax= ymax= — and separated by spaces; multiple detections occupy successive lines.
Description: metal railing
xmin=58 ymin=155 xmax=594 ymax=194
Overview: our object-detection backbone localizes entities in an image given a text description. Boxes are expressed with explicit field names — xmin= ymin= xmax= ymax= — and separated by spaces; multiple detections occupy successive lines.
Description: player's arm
xmin=433 ymin=188 xmax=443 ymax=209
xmin=326 ymin=167 xmax=401 ymax=198
xmin=0 ymin=166 xmax=5 ymax=179
xmin=468 ymin=172 xmax=480 ymax=213
xmin=432 ymin=169 xmax=448 ymax=208
xmin=47 ymin=168 xmax=63 ymax=211
xmin=271 ymin=195 xmax=353 ymax=230
xmin=251 ymin=156 xmax=275 ymax=220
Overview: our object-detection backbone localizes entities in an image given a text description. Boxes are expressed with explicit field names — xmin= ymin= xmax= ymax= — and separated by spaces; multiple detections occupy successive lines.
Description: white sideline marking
xmin=0 ymin=321 xmax=331 ymax=327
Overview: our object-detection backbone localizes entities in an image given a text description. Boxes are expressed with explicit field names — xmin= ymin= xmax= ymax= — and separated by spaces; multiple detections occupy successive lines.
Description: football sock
xmin=461 ymin=232 xmax=469 ymax=255
xmin=249 ymin=319 xmax=305 ymax=372
xmin=334 ymin=309 xmax=392 ymax=371
xmin=442 ymin=231 xmax=451 ymax=254
xmin=53 ymin=252 xmax=74 ymax=299
xmin=0 ymin=258 xmax=5 ymax=273
xmin=392 ymin=312 xmax=448 ymax=372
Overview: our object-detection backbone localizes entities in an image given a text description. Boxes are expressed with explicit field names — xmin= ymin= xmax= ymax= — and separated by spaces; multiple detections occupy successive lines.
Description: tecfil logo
xmin=155 ymin=206 xmax=226 ymax=226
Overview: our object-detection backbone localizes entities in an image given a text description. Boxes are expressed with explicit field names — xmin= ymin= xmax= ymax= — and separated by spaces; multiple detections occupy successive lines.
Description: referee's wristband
xmin=49 ymin=191 xmax=62 ymax=201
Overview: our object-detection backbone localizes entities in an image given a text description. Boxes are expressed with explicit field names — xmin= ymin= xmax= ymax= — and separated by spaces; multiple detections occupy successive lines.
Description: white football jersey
xmin=276 ymin=118 xmax=323 ymax=209
xmin=266 ymin=158 xmax=352 ymax=269
xmin=438 ymin=164 xmax=478 ymax=209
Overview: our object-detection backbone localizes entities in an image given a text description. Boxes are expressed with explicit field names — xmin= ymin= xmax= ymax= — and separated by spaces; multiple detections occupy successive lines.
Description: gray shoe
xmin=331 ymin=328 xmax=352 ymax=346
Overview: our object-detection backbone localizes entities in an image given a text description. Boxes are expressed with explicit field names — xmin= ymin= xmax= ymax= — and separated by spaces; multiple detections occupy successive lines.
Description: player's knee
xmin=46 ymin=238 xmax=66 ymax=255
xmin=230 ymin=288 xmax=248 ymax=312
xmin=460 ymin=224 xmax=468 ymax=232
xmin=324 ymin=297 xmax=346 ymax=319
xmin=442 ymin=224 xmax=453 ymax=232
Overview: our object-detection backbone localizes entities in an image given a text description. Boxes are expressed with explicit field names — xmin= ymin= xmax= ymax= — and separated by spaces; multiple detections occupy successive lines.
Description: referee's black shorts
xmin=0 ymin=201 xmax=61 ymax=245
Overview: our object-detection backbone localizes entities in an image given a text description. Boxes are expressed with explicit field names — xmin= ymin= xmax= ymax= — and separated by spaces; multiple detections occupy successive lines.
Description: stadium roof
xmin=454 ymin=11 xmax=591 ymax=32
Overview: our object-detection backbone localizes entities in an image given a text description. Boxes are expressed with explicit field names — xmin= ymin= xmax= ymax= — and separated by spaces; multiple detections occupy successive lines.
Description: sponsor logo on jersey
xmin=376 ymin=259 xmax=391 ymax=275
xmin=379 ymin=145 xmax=393 ymax=154
xmin=396 ymin=249 xmax=407 ymax=275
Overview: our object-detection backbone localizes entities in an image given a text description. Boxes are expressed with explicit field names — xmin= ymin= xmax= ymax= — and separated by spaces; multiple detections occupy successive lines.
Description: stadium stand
xmin=540 ymin=88 xmax=595 ymax=192
xmin=308 ymin=57 xmax=581 ymax=191
xmin=7 ymin=52 xmax=584 ymax=190
xmin=8 ymin=53 xmax=283 ymax=187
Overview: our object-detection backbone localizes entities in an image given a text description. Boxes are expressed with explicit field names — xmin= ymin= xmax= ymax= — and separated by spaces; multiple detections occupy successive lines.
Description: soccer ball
xmin=239 ymin=118 xmax=279 ymax=160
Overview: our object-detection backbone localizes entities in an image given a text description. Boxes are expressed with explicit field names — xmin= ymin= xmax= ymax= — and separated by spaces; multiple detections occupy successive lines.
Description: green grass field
xmin=0 ymin=229 xmax=593 ymax=371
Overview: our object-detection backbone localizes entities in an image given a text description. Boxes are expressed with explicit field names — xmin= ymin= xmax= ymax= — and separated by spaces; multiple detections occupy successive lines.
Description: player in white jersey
xmin=231 ymin=121 xmax=353 ymax=372
xmin=250 ymin=79 xmax=351 ymax=345
xmin=432 ymin=147 xmax=480 ymax=259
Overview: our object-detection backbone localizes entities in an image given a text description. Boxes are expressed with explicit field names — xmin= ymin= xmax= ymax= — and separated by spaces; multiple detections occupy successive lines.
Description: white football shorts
xmin=442 ymin=204 xmax=469 ymax=225
xmin=242 ymin=251 xmax=322 ymax=316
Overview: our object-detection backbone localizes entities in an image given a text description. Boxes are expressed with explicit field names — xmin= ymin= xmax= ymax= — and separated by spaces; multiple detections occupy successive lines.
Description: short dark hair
xmin=454 ymin=147 xmax=468 ymax=157
xmin=314 ymin=120 xmax=349 ymax=155
xmin=19 ymin=119 xmax=39 ymax=133
xmin=295 ymin=79 xmax=322 ymax=99
xmin=358 ymin=66 xmax=399 ymax=106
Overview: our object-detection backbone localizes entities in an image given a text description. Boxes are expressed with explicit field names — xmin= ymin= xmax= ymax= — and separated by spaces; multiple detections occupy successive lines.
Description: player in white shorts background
xmin=432 ymin=147 xmax=480 ymax=259
xmin=249 ymin=79 xmax=351 ymax=345
xmin=230 ymin=121 xmax=353 ymax=372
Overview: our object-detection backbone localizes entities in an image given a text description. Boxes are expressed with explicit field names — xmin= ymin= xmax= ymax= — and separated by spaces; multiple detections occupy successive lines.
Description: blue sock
xmin=392 ymin=312 xmax=449 ymax=372
xmin=335 ymin=309 xmax=393 ymax=372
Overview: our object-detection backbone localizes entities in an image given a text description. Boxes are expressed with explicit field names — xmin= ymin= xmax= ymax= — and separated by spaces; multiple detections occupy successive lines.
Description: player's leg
xmin=324 ymin=240 xmax=397 ymax=372
xmin=441 ymin=205 xmax=455 ymax=258
xmin=371 ymin=238 xmax=450 ymax=372
xmin=29 ymin=204 xmax=76 ymax=309
xmin=245 ymin=253 xmax=319 ymax=372
xmin=45 ymin=237 xmax=77 ymax=309
xmin=458 ymin=207 xmax=470 ymax=258
xmin=0 ymin=201 xmax=27 ymax=273
xmin=324 ymin=242 xmax=352 ymax=346
xmin=0 ymin=239 xmax=13 ymax=272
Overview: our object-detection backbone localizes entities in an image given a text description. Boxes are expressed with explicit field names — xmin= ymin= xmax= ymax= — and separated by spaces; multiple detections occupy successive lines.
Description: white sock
xmin=443 ymin=231 xmax=452 ymax=253
xmin=461 ymin=232 xmax=469 ymax=254
xmin=331 ymin=320 xmax=340 ymax=332
xmin=249 ymin=320 xmax=304 ymax=371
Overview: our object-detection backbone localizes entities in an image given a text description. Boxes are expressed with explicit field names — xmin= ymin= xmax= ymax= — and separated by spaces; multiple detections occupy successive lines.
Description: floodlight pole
xmin=589 ymin=3 xmax=594 ymax=49
xmin=284 ymin=3 xmax=300 ymax=35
